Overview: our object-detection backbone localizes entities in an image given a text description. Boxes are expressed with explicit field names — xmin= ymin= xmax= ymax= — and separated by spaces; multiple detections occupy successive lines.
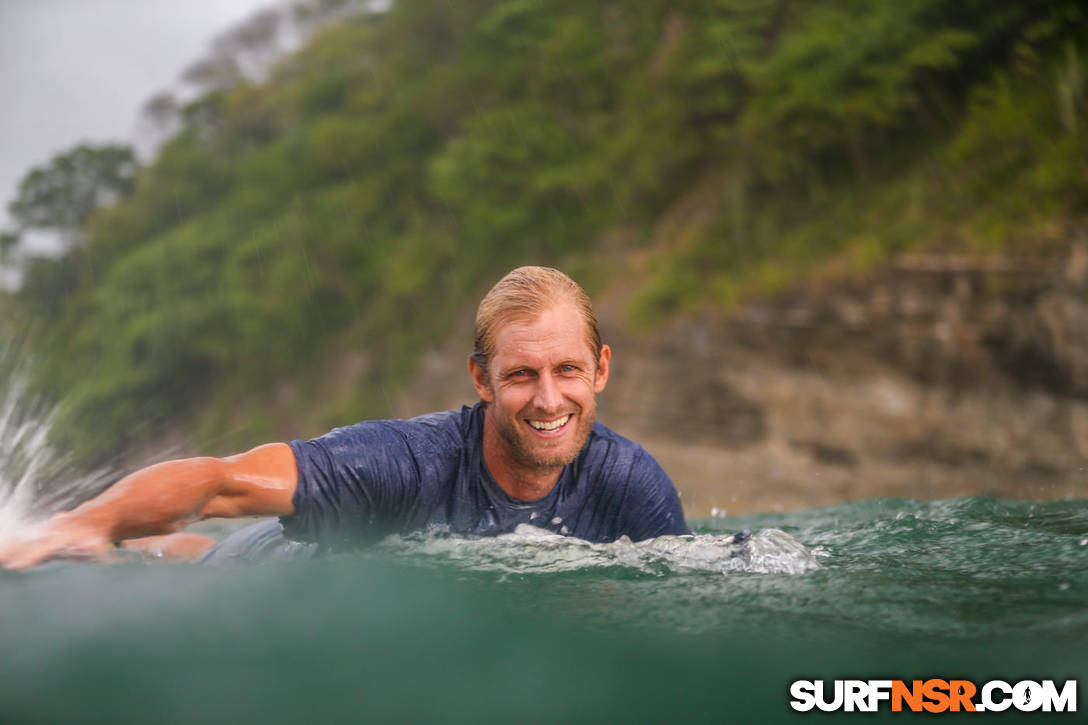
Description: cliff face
xmin=600 ymin=242 xmax=1088 ymax=515
xmin=394 ymin=242 xmax=1088 ymax=516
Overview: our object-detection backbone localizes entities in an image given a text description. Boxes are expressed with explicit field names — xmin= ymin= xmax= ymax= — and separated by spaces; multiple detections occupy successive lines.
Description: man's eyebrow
xmin=497 ymin=356 xmax=592 ymax=376
xmin=498 ymin=363 xmax=534 ymax=376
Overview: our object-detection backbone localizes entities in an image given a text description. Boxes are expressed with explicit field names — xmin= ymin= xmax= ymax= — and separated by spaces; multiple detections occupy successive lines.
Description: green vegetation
xmin=3 ymin=0 xmax=1085 ymax=464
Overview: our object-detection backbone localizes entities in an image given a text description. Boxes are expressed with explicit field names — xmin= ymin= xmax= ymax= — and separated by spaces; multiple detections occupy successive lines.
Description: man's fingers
xmin=0 ymin=542 xmax=51 ymax=571
xmin=0 ymin=531 xmax=116 ymax=570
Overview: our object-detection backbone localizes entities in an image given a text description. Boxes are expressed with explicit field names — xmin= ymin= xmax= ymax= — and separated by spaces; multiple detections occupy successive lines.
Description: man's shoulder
xmin=389 ymin=406 xmax=471 ymax=433
xmin=297 ymin=405 xmax=479 ymax=454
xmin=393 ymin=404 xmax=480 ymax=443
xmin=579 ymin=421 xmax=688 ymax=539
xmin=587 ymin=420 xmax=646 ymax=454
xmin=582 ymin=421 xmax=659 ymax=478
xmin=588 ymin=419 xmax=636 ymax=442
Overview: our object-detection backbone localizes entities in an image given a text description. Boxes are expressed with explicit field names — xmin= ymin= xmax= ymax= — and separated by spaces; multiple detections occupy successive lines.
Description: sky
xmin=0 ymin=0 xmax=277 ymax=234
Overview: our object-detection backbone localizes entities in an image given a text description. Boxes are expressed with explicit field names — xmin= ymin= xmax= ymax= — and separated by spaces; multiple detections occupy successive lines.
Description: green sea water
xmin=1 ymin=497 xmax=1085 ymax=723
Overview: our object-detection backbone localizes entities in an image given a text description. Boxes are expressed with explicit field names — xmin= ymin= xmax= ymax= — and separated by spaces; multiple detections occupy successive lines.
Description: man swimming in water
xmin=0 ymin=266 xmax=688 ymax=569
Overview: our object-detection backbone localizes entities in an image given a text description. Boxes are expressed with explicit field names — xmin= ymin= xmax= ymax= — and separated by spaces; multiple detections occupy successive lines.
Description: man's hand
xmin=0 ymin=513 xmax=118 ymax=570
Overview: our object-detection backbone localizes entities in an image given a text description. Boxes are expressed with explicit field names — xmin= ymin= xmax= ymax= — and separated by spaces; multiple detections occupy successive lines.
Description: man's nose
xmin=533 ymin=373 xmax=563 ymax=411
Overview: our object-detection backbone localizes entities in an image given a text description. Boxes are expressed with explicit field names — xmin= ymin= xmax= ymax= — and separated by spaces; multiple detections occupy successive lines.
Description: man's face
xmin=470 ymin=305 xmax=611 ymax=473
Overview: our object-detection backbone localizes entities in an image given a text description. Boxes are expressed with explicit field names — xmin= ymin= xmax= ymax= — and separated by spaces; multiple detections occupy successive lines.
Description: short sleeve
xmin=280 ymin=421 xmax=423 ymax=548
xmin=620 ymin=448 xmax=690 ymax=541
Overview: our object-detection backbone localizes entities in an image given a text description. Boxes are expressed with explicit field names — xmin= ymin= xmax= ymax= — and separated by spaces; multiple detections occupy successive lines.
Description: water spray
xmin=0 ymin=342 xmax=114 ymax=542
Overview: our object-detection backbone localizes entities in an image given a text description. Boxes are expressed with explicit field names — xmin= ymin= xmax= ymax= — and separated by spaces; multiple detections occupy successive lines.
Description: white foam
xmin=375 ymin=525 xmax=822 ymax=576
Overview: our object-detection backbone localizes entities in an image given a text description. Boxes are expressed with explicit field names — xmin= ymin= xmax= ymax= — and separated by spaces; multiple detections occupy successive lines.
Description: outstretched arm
xmin=0 ymin=442 xmax=297 ymax=570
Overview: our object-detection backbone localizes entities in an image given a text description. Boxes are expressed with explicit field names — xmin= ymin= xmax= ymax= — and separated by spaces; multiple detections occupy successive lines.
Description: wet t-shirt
xmin=280 ymin=403 xmax=688 ymax=550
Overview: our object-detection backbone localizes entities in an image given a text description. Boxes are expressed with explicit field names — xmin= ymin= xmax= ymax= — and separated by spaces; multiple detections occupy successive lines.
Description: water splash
xmin=374 ymin=524 xmax=822 ymax=576
xmin=0 ymin=344 xmax=113 ymax=540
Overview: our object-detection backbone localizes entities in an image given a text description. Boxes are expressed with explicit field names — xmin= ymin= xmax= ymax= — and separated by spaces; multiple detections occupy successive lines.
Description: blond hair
xmin=471 ymin=266 xmax=602 ymax=375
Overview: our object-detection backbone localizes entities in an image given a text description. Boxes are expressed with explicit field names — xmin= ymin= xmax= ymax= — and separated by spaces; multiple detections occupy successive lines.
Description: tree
xmin=0 ymin=230 xmax=18 ymax=284
xmin=8 ymin=144 xmax=138 ymax=245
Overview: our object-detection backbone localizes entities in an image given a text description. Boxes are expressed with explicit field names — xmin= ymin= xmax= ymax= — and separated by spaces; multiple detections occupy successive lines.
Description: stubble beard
xmin=492 ymin=400 xmax=596 ymax=473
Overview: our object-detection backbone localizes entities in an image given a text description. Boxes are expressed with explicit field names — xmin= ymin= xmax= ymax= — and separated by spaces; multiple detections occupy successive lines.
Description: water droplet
xmin=1080 ymin=538 xmax=1087 ymax=546
xmin=1059 ymin=582 xmax=1070 ymax=591
xmin=550 ymin=516 xmax=562 ymax=526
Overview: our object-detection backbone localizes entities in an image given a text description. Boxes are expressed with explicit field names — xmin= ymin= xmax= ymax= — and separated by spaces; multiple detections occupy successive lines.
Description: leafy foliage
xmin=8 ymin=144 xmax=137 ymax=237
xmin=7 ymin=0 xmax=1086 ymax=463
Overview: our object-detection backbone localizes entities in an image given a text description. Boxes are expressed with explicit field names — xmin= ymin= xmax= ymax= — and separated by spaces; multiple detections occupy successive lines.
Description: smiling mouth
xmin=527 ymin=414 xmax=571 ymax=432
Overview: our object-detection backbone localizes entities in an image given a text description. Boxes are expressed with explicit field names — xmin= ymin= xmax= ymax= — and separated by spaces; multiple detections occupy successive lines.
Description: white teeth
xmin=529 ymin=414 xmax=570 ymax=431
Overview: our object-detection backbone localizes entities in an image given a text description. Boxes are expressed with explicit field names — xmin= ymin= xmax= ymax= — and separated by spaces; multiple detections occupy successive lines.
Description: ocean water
xmin=1 ymin=497 xmax=1085 ymax=723
xmin=0 ymin=343 xmax=1084 ymax=722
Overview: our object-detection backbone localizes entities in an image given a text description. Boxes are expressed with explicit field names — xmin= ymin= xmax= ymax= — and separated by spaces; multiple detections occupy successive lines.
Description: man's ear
xmin=468 ymin=358 xmax=494 ymax=403
xmin=594 ymin=344 xmax=611 ymax=393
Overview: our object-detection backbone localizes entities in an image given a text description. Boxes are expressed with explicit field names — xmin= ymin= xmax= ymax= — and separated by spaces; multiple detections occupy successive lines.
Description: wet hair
xmin=471 ymin=266 xmax=602 ymax=376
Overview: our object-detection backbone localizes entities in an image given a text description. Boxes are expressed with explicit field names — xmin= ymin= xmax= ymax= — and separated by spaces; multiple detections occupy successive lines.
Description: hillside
xmin=2 ymin=0 xmax=1086 ymax=512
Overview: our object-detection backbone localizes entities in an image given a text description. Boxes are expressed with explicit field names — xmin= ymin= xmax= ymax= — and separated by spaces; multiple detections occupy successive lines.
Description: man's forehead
xmin=492 ymin=306 xmax=595 ymax=359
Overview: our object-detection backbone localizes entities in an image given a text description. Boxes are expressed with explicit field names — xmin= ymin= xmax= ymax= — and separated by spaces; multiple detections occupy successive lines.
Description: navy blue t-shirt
xmin=201 ymin=404 xmax=688 ymax=562
xmin=283 ymin=403 xmax=687 ymax=549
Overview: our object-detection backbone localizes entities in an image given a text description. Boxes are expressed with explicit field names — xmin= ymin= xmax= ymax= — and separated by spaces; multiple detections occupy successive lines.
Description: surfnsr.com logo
xmin=789 ymin=679 xmax=1077 ymax=713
